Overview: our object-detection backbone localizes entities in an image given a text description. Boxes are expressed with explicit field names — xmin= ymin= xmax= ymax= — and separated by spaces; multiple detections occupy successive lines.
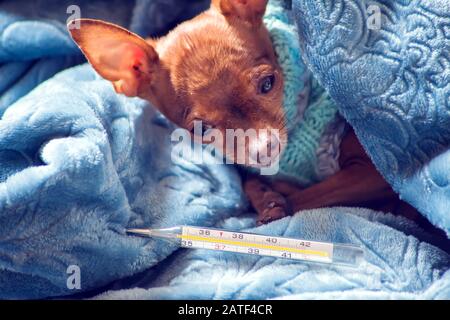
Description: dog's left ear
xmin=212 ymin=0 xmax=268 ymax=27
xmin=68 ymin=19 xmax=159 ymax=97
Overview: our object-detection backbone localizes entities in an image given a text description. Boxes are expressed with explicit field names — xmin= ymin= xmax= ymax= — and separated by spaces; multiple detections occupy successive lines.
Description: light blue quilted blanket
xmin=0 ymin=63 xmax=246 ymax=299
xmin=95 ymin=208 xmax=450 ymax=300
xmin=292 ymin=0 xmax=450 ymax=236
xmin=0 ymin=0 xmax=449 ymax=300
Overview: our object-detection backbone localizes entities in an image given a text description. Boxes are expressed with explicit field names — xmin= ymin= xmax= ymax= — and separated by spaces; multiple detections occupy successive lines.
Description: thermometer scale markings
xmin=179 ymin=226 xmax=333 ymax=262
xmin=178 ymin=234 xmax=329 ymax=257
xmin=126 ymin=225 xmax=364 ymax=266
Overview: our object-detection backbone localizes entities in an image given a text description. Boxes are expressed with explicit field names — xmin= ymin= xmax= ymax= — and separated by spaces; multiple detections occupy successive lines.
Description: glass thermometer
xmin=127 ymin=225 xmax=364 ymax=267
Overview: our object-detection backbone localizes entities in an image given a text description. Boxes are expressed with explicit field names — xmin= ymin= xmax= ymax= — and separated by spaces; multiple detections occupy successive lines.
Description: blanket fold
xmin=0 ymin=63 xmax=246 ymax=299
xmin=0 ymin=0 xmax=209 ymax=114
xmin=95 ymin=208 xmax=450 ymax=300
xmin=292 ymin=0 xmax=450 ymax=236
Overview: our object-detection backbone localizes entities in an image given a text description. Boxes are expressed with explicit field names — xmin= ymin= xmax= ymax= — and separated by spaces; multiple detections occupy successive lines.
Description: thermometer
xmin=127 ymin=225 xmax=364 ymax=267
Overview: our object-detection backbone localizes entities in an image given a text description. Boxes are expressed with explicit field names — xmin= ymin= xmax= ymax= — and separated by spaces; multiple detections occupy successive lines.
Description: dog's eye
xmin=259 ymin=75 xmax=275 ymax=94
xmin=190 ymin=120 xmax=214 ymax=137
xmin=202 ymin=123 xmax=214 ymax=135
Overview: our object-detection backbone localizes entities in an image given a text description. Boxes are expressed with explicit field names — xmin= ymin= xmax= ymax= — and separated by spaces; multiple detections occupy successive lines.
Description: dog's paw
xmin=256 ymin=191 xmax=290 ymax=225
xmin=243 ymin=176 xmax=292 ymax=225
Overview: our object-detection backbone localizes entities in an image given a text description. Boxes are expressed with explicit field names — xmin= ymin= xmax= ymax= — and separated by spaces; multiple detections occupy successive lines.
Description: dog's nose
xmin=249 ymin=130 xmax=281 ymax=166
xmin=265 ymin=132 xmax=281 ymax=157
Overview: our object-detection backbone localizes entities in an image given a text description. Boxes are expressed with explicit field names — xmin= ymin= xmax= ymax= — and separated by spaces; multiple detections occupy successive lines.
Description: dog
xmin=68 ymin=0 xmax=430 ymax=230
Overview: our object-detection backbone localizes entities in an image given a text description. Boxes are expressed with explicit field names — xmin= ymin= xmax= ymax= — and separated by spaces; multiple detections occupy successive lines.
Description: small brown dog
xmin=68 ymin=0 xmax=423 ymax=226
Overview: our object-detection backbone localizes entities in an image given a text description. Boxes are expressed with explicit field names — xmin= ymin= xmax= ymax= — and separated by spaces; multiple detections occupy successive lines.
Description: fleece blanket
xmin=0 ymin=0 xmax=209 ymax=115
xmin=95 ymin=208 xmax=450 ymax=300
xmin=0 ymin=0 xmax=449 ymax=300
xmin=292 ymin=0 xmax=450 ymax=236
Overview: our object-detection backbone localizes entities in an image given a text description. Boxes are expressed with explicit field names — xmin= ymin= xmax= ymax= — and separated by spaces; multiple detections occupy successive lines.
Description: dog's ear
xmin=68 ymin=19 xmax=159 ymax=97
xmin=212 ymin=0 xmax=268 ymax=26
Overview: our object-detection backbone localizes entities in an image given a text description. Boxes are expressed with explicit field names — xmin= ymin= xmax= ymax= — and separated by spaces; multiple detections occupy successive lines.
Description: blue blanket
xmin=292 ymin=0 xmax=450 ymax=236
xmin=0 ymin=63 xmax=247 ymax=299
xmin=0 ymin=0 xmax=449 ymax=300
xmin=0 ymin=0 xmax=209 ymax=115
xmin=94 ymin=208 xmax=450 ymax=300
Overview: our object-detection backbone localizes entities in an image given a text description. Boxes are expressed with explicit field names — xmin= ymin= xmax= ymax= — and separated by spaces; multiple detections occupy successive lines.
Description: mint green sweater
xmin=263 ymin=0 xmax=346 ymax=186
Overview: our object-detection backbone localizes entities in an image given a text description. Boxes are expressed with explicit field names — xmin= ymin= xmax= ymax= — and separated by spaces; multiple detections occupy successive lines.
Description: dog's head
xmin=69 ymin=0 xmax=286 ymax=168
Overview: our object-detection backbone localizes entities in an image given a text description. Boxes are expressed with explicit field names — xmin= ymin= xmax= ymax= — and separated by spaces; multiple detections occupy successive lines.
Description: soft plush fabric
xmin=0 ymin=64 xmax=247 ymax=299
xmin=0 ymin=0 xmax=209 ymax=115
xmin=0 ymin=0 xmax=247 ymax=299
xmin=292 ymin=0 xmax=450 ymax=236
xmin=265 ymin=0 xmax=343 ymax=185
xmin=94 ymin=208 xmax=450 ymax=300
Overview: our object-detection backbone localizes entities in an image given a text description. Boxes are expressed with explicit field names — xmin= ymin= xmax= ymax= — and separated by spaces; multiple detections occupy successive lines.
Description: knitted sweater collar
xmin=263 ymin=0 xmax=307 ymax=132
xmin=263 ymin=0 xmax=339 ymax=185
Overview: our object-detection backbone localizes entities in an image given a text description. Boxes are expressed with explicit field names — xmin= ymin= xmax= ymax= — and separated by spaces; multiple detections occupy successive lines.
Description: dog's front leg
xmin=286 ymin=129 xmax=397 ymax=212
xmin=243 ymin=173 xmax=292 ymax=225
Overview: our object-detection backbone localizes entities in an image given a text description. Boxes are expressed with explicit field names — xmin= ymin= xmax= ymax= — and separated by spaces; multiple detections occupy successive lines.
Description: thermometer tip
xmin=126 ymin=228 xmax=151 ymax=237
